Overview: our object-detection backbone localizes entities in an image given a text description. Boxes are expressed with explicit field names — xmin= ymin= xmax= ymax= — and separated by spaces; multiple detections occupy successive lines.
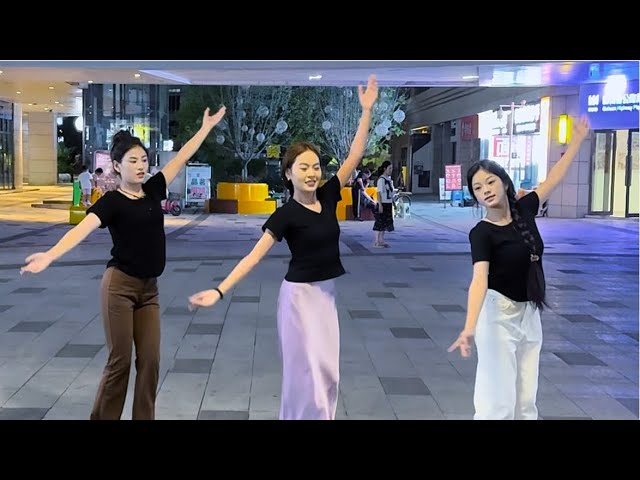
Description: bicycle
xmin=392 ymin=188 xmax=412 ymax=218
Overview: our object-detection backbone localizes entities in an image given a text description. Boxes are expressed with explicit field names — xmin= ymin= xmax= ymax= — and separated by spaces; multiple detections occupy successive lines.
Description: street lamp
xmin=496 ymin=99 xmax=527 ymax=173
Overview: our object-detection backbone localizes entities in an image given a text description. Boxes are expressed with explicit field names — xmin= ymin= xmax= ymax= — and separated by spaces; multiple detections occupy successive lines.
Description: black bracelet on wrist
xmin=214 ymin=287 xmax=224 ymax=300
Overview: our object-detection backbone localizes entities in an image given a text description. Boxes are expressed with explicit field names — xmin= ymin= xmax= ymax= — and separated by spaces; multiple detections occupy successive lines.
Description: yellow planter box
xmin=238 ymin=200 xmax=276 ymax=215
xmin=336 ymin=186 xmax=377 ymax=221
xmin=69 ymin=205 xmax=87 ymax=225
xmin=217 ymin=182 xmax=270 ymax=202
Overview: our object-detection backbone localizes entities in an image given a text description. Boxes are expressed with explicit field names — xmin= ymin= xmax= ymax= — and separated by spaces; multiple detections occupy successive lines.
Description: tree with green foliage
xmin=285 ymin=85 xmax=408 ymax=164
xmin=177 ymin=85 xmax=292 ymax=181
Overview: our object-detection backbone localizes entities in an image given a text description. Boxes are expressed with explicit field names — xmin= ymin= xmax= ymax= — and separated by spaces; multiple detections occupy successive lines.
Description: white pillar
xmin=13 ymin=103 xmax=24 ymax=189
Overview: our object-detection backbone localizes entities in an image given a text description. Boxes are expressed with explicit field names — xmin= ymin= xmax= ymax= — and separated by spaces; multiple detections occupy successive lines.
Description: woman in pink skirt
xmin=189 ymin=75 xmax=379 ymax=420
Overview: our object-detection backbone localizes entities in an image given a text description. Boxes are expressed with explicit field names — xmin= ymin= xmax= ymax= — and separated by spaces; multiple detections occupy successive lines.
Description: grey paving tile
xmin=541 ymin=415 xmax=592 ymax=420
xmin=164 ymin=306 xmax=193 ymax=315
xmin=389 ymin=327 xmax=430 ymax=339
xmin=367 ymin=291 xmax=396 ymax=299
xmin=553 ymin=352 xmax=607 ymax=366
xmin=348 ymin=310 xmax=382 ymax=319
xmin=590 ymin=301 xmax=627 ymax=308
xmin=231 ymin=296 xmax=260 ymax=303
xmin=0 ymin=408 xmax=49 ymax=420
xmin=173 ymin=267 xmax=197 ymax=272
xmin=11 ymin=287 xmax=47 ymax=294
xmin=549 ymin=284 xmax=585 ymax=291
xmin=198 ymin=410 xmax=249 ymax=420
xmin=186 ymin=323 xmax=223 ymax=335
xmin=410 ymin=267 xmax=433 ymax=272
xmin=379 ymin=377 xmax=430 ymax=396
xmin=561 ymin=314 xmax=601 ymax=324
xmin=171 ymin=359 xmax=213 ymax=374
xmin=432 ymin=304 xmax=465 ymax=313
xmin=55 ymin=344 xmax=104 ymax=358
xmin=383 ymin=282 xmax=410 ymax=288
xmin=8 ymin=321 xmax=53 ymax=333
xmin=615 ymin=398 xmax=639 ymax=417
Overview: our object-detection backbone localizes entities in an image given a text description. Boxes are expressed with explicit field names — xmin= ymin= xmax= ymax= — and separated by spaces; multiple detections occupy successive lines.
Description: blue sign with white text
xmin=579 ymin=79 xmax=639 ymax=130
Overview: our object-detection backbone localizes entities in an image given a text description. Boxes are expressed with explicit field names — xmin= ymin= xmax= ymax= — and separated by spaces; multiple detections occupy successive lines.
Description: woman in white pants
xmin=448 ymin=117 xmax=590 ymax=420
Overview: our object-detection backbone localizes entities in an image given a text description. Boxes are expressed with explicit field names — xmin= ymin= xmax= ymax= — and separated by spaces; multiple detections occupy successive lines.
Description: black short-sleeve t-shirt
xmin=262 ymin=174 xmax=346 ymax=283
xmin=469 ymin=192 xmax=544 ymax=302
xmin=87 ymin=172 xmax=168 ymax=279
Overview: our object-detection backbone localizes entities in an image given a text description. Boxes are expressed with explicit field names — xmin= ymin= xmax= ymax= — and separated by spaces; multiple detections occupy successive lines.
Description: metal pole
xmin=507 ymin=101 xmax=514 ymax=174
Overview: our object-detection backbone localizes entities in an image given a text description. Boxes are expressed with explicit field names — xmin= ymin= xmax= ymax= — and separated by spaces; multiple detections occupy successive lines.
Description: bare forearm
xmin=217 ymin=255 xmax=258 ymax=295
xmin=546 ymin=139 xmax=581 ymax=186
xmin=175 ymin=126 xmax=211 ymax=165
xmin=46 ymin=227 xmax=91 ymax=261
xmin=349 ymin=109 xmax=372 ymax=159
xmin=463 ymin=279 xmax=488 ymax=332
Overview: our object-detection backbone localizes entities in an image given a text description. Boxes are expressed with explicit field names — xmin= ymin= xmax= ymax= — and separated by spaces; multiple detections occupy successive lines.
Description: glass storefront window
xmin=477 ymin=99 xmax=550 ymax=191
xmin=82 ymin=83 xmax=166 ymax=174
xmin=0 ymin=101 xmax=15 ymax=190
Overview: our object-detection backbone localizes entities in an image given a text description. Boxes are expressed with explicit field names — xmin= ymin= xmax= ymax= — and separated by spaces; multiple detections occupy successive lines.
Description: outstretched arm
xmin=336 ymin=75 xmax=379 ymax=188
xmin=534 ymin=116 xmax=590 ymax=205
xmin=161 ymin=106 xmax=226 ymax=185
xmin=21 ymin=213 xmax=102 ymax=274
xmin=448 ymin=261 xmax=489 ymax=357
xmin=188 ymin=231 xmax=277 ymax=309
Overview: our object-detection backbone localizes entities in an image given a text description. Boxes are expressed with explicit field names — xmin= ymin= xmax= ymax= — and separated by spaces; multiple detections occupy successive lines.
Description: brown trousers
xmin=90 ymin=267 xmax=160 ymax=420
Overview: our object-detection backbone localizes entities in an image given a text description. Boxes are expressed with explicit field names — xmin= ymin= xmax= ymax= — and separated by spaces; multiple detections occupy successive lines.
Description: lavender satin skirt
xmin=277 ymin=278 xmax=340 ymax=420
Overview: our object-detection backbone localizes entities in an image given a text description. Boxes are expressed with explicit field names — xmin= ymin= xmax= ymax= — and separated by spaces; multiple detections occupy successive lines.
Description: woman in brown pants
xmin=21 ymin=106 xmax=226 ymax=420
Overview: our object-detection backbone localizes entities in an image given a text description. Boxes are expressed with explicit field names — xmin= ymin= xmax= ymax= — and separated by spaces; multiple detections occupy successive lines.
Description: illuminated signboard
xmin=579 ymin=79 xmax=639 ymax=130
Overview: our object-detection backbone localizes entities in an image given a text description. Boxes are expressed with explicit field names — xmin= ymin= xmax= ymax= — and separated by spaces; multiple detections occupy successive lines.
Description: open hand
xmin=21 ymin=252 xmax=53 ymax=275
xmin=447 ymin=330 xmax=475 ymax=358
xmin=202 ymin=106 xmax=226 ymax=131
xmin=572 ymin=115 xmax=590 ymax=143
xmin=188 ymin=289 xmax=222 ymax=310
xmin=358 ymin=75 xmax=379 ymax=111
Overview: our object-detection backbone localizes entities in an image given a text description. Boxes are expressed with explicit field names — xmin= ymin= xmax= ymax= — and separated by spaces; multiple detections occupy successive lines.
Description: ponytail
xmin=507 ymin=192 xmax=547 ymax=311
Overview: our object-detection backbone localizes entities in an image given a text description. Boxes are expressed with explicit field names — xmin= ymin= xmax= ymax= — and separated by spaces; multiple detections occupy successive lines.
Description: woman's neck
xmin=293 ymin=190 xmax=317 ymax=204
xmin=485 ymin=202 xmax=511 ymax=223
xmin=119 ymin=181 xmax=143 ymax=194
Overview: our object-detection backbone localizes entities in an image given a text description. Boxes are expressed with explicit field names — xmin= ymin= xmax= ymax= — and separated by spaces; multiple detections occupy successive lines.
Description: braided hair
xmin=467 ymin=160 xmax=547 ymax=311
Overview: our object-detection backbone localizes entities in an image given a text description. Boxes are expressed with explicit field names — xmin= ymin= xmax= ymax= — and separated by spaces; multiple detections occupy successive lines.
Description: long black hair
xmin=467 ymin=160 xmax=547 ymax=311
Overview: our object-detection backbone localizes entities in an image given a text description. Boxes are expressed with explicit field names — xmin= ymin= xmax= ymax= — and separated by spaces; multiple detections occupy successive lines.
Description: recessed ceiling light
xmin=309 ymin=74 xmax=322 ymax=80
xmin=48 ymin=86 xmax=54 ymax=90
xmin=28 ymin=103 xmax=33 ymax=106
xmin=463 ymin=75 xmax=479 ymax=80
xmin=88 ymin=80 xmax=94 ymax=84
xmin=134 ymin=73 xmax=141 ymax=78
xmin=0 ymin=70 xmax=3 ymax=75
xmin=55 ymin=101 xmax=60 ymax=104
xmin=16 ymin=91 xmax=21 ymax=94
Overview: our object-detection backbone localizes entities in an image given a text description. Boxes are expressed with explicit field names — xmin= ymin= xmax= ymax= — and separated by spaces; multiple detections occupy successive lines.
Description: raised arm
xmin=188 ymin=231 xmax=277 ymax=309
xmin=21 ymin=213 xmax=103 ymax=274
xmin=448 ymin=261 xmax=489 ymax=357
xmin=336 ymin=75 xmax=378 ymax=188
xmin=534 ymin=116 xmax=590 ymax=205
xmin=161 ymin=106 xmax=226 ymax=185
